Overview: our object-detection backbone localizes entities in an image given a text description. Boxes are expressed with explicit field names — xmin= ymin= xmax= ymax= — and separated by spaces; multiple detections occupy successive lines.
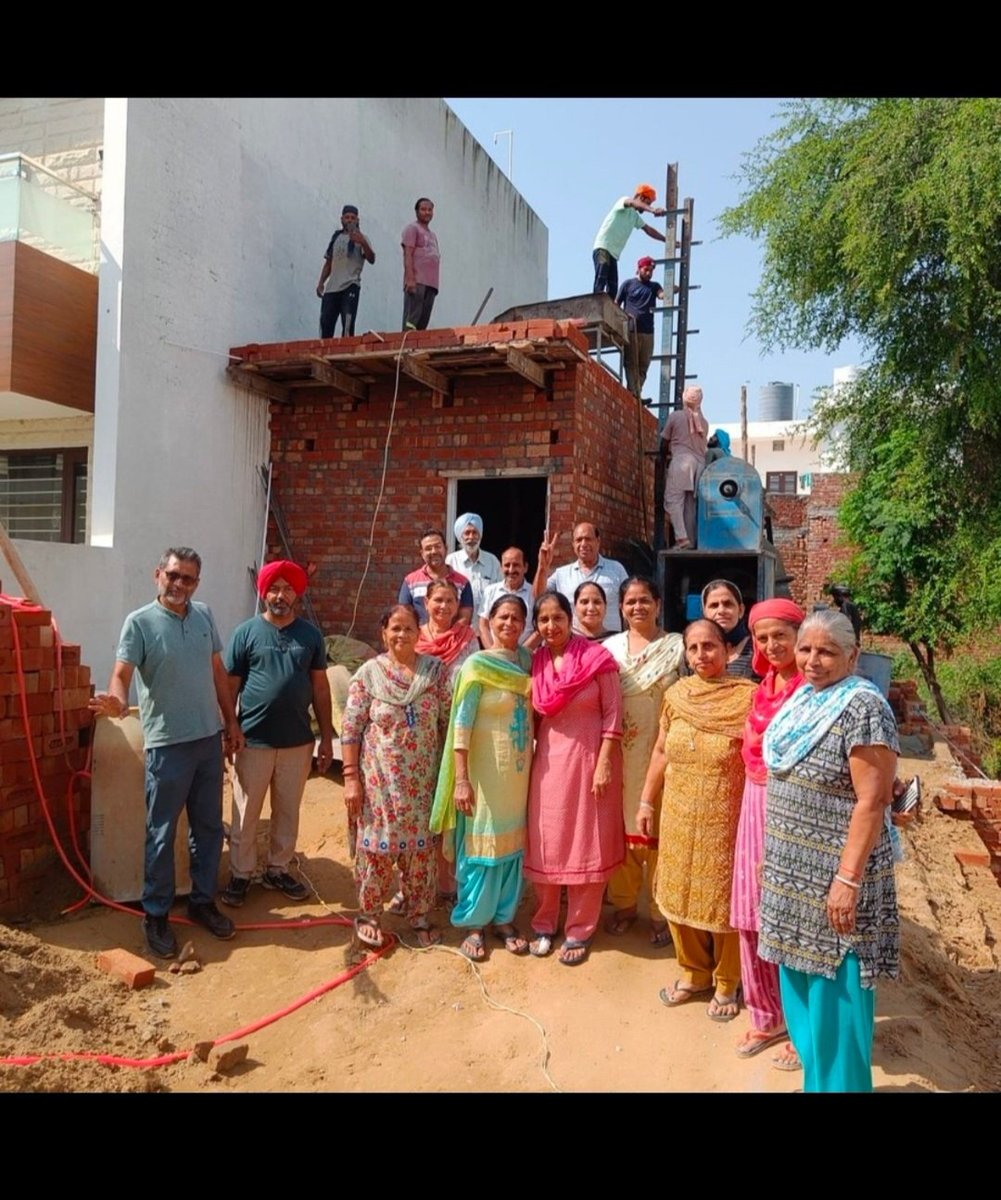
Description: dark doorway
xmin=455 ymin=476 xmax=548 ymax=578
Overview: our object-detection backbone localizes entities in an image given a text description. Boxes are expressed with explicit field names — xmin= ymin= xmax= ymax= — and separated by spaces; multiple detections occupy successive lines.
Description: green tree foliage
xmin=721 ymin=99 xmax=1001 ymax=716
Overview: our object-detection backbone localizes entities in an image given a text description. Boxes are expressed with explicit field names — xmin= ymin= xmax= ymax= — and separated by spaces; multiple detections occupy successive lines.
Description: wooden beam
xmin=400 ymin=353 xmax=450 ymax=396
xmin=309 ymin=357 xmax=368 ymax=401
xmin=499 ymin=343 xmax=547 ymax=389
xmin=226 ymin=365 xmax=290 ymax=404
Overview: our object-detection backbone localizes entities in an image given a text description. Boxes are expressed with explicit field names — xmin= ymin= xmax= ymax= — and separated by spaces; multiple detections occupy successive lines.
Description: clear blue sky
xmin=446 ymin=98 xmax=865 ymax=425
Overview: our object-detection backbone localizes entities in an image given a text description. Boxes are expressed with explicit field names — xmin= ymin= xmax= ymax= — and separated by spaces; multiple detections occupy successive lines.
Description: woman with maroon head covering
xmin=731 ymin=597 xmax=806 ymax=1070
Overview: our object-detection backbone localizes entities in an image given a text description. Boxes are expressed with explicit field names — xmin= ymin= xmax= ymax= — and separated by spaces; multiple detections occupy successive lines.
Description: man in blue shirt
xmin=90 ymin=547 xmax=244 ymax=959
xmin=221 ymin=560 xmax=334 ymax=908
xmin=617 ymin=255 xmax=665 ymax=399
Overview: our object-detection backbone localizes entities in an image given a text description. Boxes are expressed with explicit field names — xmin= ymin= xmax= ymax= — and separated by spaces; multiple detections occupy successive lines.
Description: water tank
xmin=759 ymin=381 xmax=794 ymax=421
xmin=696 ymin=458 xmax=765 ymax=551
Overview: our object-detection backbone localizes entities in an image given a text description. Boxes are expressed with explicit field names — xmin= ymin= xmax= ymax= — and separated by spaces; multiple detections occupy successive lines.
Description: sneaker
xmin=220 ymin=874 xmax=251 ymax=908
xmin=261 ymin=869 xmax=309 ymax=901
xmin=143 ymin=913 xmax=178 ymax=959
xmin=186 ymin=900 xmax=236 ymax=940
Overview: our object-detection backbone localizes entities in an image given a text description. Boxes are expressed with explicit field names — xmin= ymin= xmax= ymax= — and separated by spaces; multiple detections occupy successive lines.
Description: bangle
xmin=834 ymin=873 xmax=861 ymax=890
xmin=837 ymin=864 xmax=862 ymax=881
xmin=638 ymin=801 xmax=654 ymax=811
xmin=342 ymin=768 xmax=358 ymax=777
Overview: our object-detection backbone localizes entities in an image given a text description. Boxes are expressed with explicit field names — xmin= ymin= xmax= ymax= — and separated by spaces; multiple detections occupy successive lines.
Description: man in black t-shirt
xmin=616 ymin=255 xmax=665 ymax=399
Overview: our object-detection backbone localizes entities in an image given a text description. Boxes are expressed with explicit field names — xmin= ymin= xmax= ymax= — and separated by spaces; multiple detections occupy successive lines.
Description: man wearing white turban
xmin=446 ymin=512 xmax=501 ymax=617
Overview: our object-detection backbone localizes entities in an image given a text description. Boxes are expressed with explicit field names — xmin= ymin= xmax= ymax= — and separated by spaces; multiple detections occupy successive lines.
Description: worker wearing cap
xmin=220 ymin=559 xmax=334 ymax=908
xmin=617 ymin=255 xmax=666 ymax=398
xmin=316 ymin=204 xmax=376 ymax=338
xmin=592 ymin=184 xmax=668 ymax=299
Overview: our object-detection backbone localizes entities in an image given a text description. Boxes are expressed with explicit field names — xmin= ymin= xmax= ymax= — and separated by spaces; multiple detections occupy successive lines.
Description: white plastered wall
xmin=86 ymin=97 xmax=546 ymax=685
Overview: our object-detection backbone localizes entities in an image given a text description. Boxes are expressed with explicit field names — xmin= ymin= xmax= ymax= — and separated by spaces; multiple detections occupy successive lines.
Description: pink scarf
xmin=741 ymin=667 xmax=805 ymax=783
xmin=532 ymin=633 xmax=619 ymax=717
xmin=416 ymin=622 xmax=478 ymax=666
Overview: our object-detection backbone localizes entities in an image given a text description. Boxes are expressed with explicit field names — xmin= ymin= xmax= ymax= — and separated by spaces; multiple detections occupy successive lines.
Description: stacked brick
xmin=888 ymin=679 xmax=983 ymax=775
xmin=0 ymin=599 xmax=93 ymax=913
xmin=934 ymin=779 xmax=1001 ymax=879
xmin=257 ymin=323 xmax=657 ymax=649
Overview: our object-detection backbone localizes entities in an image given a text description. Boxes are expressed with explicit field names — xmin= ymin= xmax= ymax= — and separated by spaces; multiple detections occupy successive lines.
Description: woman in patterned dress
xmin=602 ymin=576 xmax=684 ymax=946
xmin=341 ymin=604 xmax=453 ymax=949
xmin=639 ymin=618 xmax=756 ymax=1020
xmin=430 ymin=595 xmax=534 ymax=961
xmin=758 ymin=609 xmax=899 ymax=1092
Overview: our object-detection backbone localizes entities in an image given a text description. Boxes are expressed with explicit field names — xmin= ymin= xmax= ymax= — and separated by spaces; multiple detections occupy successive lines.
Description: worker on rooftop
xmin=592 ymin=184 xmax=667 ymax=300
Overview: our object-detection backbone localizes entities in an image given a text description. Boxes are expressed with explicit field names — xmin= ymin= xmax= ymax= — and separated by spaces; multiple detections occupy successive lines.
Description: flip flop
xmin=460 ymin=931 xmax=486 ymax=961
xmin=558 ymin=938 xmax=591 ymax=966
xmin=354 ymin=915 xmax=385 ymax=949
xmin=772 ymin=1042 xmax=803 ymax=1072
xmin=649 ymin=922 xmax=673 ymax=948
xmin=412 ymin=922 xmax=442 ymax=948
xmin=529 ymin=932 xmax=554 ymax=958
xmin=659 ymin=980 xmax=713 ymax=1007
xmin=707 ymin=992 xmax=741 ymax=1022
xmin=492 ymin=925 xmax=529 ymax=955
xmin=387 ymin=892 xmax=407 ymax=917
xmin=604 ymin=909 xmax=638 ymax=936
xmin=735 ymin=1028 xmax=789 ymax=1059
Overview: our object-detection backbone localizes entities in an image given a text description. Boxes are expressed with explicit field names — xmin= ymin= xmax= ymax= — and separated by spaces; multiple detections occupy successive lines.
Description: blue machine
xmin=696 ymin=458 xmax=765 ymax=551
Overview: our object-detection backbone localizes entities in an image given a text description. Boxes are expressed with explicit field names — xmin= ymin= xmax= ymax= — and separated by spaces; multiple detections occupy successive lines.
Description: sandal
xmin=411 ymin=921 xmax=442 ymax=948
xmin=460 ymin=931 xmax=486 ymax=961
xmin=659 ymin=979 xmax=713 ymax=1007
xmin=603 ymin=908 xmax=638 ymax=936
xmin=492 ymin=924 xmax=529 ymax=955
xmin=354 ymin=915 xmax=385 ymax=949
xmin=529 ymin=932 xmax=554 ymax=958
xmin=558 ymin=938 xmax=591 ymax=966
xmin=707 ymin=991 xmax=741 ymax=1022
xmin=649 ymin=921 xmax=673 ymax=948
xmin=735 ymin=1027 xmax=788 ymax=1059
xmin=772 ymin=1041 xmax=803 ymax=1072
xmin=387 ymin=892 xmax=408 ymax=917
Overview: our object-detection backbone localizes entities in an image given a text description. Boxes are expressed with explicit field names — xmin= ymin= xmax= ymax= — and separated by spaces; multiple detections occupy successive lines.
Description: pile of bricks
xmin=935 ymin=778 xmax=1001 ymax=879
xmin=888 ymin=678 xmax=983 ymax=775
xmin=0 ymin=599 xmax=93 ymax=913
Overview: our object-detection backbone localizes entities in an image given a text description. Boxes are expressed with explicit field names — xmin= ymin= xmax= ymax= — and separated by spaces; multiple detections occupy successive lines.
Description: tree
xmin=721 ymin=99 xmax=1001 ymax=712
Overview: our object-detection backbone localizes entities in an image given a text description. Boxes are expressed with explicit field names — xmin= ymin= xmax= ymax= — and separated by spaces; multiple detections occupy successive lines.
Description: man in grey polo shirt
xmin=90 ymin=546 xmax=244 ymax=959
xmin=533 ymin=522 xmax=629 ymax=632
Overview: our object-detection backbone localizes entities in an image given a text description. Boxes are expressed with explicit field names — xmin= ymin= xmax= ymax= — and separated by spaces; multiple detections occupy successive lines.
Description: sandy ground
xmin=2 ymin=735 xmax=1000 ymax=1094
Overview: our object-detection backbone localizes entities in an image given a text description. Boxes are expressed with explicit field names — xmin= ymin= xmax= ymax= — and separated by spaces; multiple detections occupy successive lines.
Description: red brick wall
xmin=767 ymin=493 xmax=808 ymax=607
xmin=768 ymin=473 xmax=858 ymax=607
xmin=265 ymin=336 xmax=657 ymax=647
xmin=0 ymin=600 xmax=92 ymax=913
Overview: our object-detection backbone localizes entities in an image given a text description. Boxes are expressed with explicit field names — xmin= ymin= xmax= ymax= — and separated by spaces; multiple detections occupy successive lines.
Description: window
xmin=0 ymin=449 xmax=88 ymax=543
xmin=765 ymin=471 xmax=798 ymax=495
xmin=771 ymin=439 xmax=785 ymax=451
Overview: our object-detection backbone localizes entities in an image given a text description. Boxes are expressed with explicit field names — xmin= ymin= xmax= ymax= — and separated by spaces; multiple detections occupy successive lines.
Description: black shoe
xmin=143 ymin=913 xmax=178 ymax=958
xmin=261 ymin=869 xmax=309 ymax=901
xmin=186 ymin=900 xmax=236 ymax=940
xmin=220 ymin=875 xmax=251 ymax=908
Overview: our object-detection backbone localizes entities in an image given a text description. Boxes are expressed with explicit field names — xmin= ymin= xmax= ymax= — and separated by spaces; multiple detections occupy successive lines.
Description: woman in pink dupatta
xmin=731 ymin=598 xmax=805 ymax=1070
xmin=525 ymin=591 xmax=624 ymax=966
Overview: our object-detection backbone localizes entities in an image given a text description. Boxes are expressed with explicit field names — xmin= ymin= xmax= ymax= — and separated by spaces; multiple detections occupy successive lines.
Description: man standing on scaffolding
xmin=591 ymin=184 xmax=667 ymax=299
xmin=617 ymin=255 xmax=665 ymax=399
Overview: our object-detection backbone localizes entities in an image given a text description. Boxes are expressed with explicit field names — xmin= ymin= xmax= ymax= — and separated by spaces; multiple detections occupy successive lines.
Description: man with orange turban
xmin=592 ymin=183 xmax=668 ymax=299
xmin=220 ymin=559 xmax=334 ymax=907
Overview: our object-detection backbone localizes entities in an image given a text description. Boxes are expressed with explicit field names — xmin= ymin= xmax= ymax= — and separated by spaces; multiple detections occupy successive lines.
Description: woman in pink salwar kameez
xmin=525 ymin=590 xmax=625 ymax=967
xmin=731 ymin=598 xmax=805 ymax=1071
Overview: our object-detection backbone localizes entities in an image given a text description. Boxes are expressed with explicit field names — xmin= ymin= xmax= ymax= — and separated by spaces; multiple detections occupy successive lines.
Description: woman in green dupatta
xmin=430 ymin=595 xmax=534 ymax=961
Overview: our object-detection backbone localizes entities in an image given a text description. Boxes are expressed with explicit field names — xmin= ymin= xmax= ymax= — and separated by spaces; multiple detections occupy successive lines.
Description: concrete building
xmin=0 ymin=98 xmax=547 ymax=684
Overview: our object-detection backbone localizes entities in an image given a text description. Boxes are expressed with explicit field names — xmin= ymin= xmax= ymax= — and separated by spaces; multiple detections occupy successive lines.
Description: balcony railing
xmin=0 ymin=153 xmax=99 ymax=272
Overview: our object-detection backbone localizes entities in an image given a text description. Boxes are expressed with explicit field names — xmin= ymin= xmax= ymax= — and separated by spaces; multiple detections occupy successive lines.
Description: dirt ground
xmin=2 ymin=734 xmax=1000 ymax=1094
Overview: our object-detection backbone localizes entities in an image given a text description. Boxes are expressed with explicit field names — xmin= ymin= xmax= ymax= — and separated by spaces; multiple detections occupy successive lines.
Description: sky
xmin=445 ymin=98 xmax=865 ymax=425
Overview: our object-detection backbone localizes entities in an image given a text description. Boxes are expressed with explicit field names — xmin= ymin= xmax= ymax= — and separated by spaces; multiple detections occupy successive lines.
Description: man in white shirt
xmin=445 ymin=512 xmax=501 ymax=619
xmin=479 ymin=546 xmax=539 ymax=648
xmin=534 ymin=522 xmax=629 ymax=633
